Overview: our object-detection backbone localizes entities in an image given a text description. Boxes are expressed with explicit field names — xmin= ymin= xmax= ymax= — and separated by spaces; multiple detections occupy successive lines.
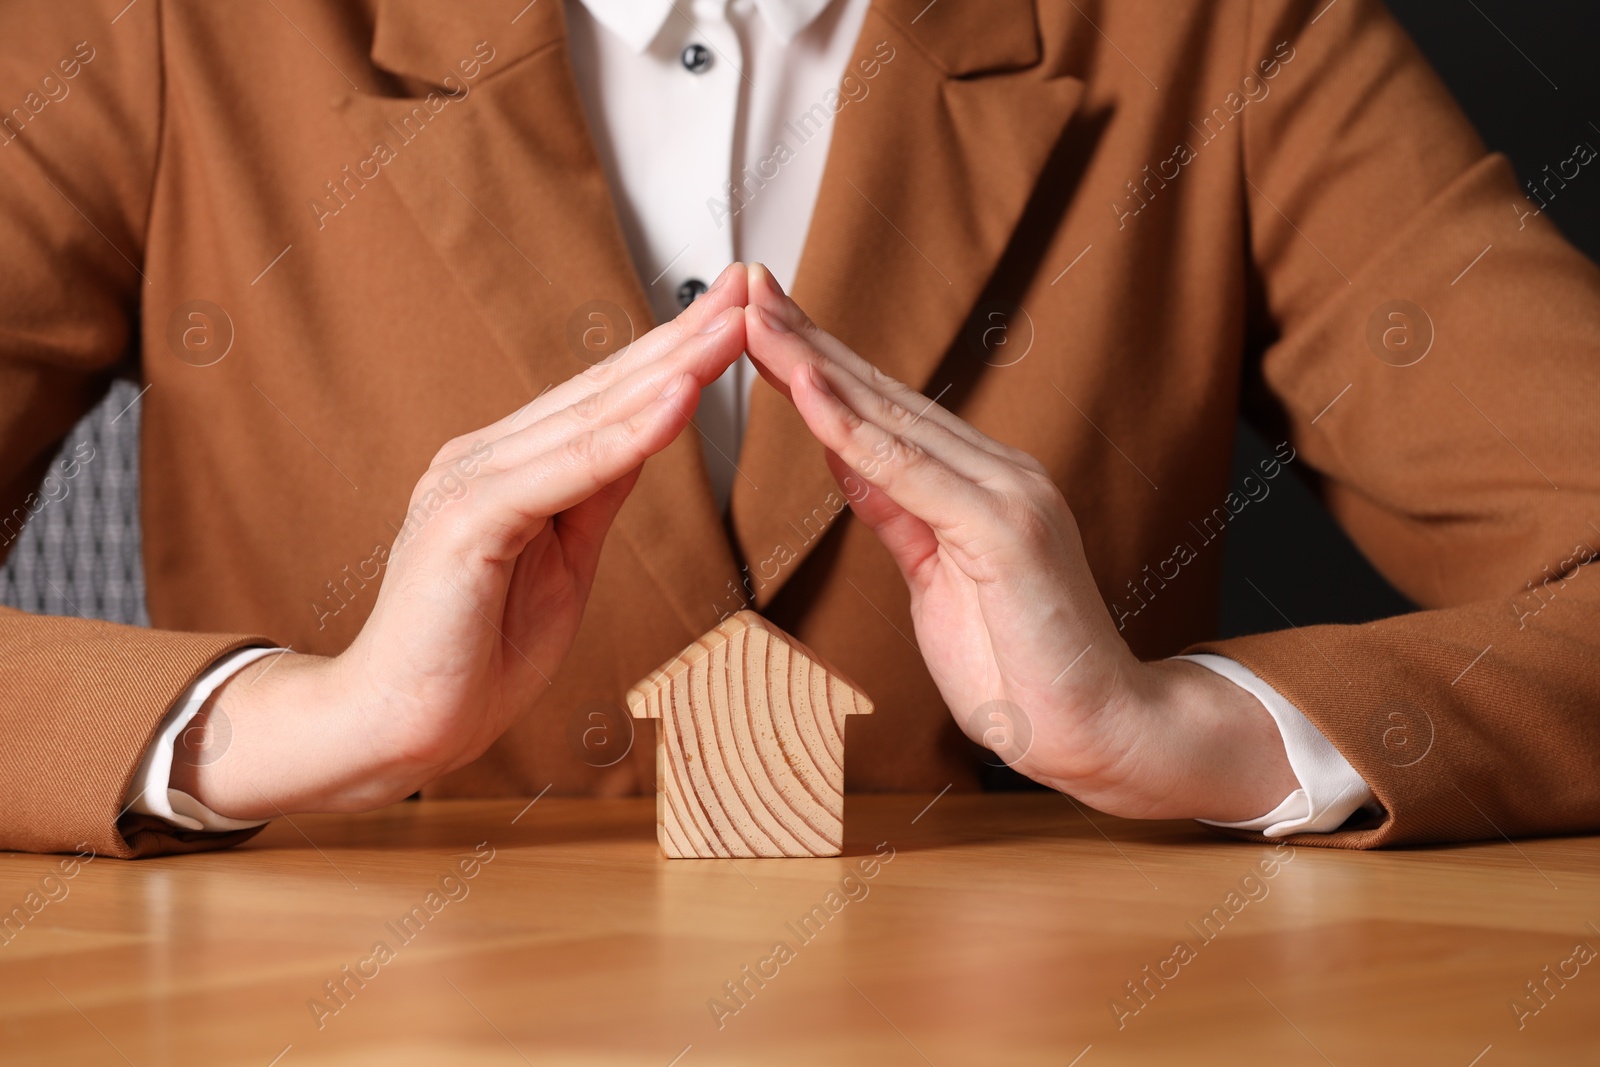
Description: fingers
xmin=462 ymin=374 xmax=702 ymax=561
xmin=475 ymin=302 xmax=744 ymax=471
xmin=740 ymin=263 xmax=854 ymax=399
xmin=414 ymin=263 xmax=740 ymax=562
xmin=810 ymin=354 xmax=1016 ymax=485
xmin=528 ymin=260 xmax=747 ymax=420
xmin=790 ymin=362 xmax=993 ymax=539
xmin=550 ymin=464 xmax=644 ymax=596
xmin=744 ymin=263 xmax=1026 ymax=469
xmin=821 ymin=449 xmax=941 ymax=584
xmin=441 ymin=262 xmax=749 ymax=461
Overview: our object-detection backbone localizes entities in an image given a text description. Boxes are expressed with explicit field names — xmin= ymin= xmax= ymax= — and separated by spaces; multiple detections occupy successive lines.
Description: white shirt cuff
xmin=124 ymin=647 xmax=287 ymax=833
xmin=1178 ymin=653 xmax=1378 ymax=837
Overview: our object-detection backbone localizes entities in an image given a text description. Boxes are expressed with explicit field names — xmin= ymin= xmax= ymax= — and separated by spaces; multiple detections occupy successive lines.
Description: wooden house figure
xmin=626 ymin=610 xmax=875 ymax=858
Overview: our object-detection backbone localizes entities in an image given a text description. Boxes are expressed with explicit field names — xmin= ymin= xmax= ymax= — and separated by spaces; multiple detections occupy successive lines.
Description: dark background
xmin=1218 ymin=0 xmax=1600 ymax=638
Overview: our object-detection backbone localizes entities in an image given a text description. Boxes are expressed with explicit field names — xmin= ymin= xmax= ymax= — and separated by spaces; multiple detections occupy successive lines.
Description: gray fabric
xmin=0 ymin=379 xmax=149 ymax=626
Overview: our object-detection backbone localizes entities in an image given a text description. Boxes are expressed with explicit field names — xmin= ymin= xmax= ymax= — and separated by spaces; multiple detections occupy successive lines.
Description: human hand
xmin=171 ymin=264 xmax=751 ymax=818
xmin=741 ymin=265 xmax=1297 ymax=822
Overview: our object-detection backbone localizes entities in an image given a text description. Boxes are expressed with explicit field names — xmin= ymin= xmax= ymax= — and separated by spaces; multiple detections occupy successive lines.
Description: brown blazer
xmin=3 ymin=0 xmax=1597 ymax=858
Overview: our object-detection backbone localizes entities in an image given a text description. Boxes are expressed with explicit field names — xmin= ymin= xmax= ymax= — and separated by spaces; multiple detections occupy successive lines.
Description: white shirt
xmin=125 ymin=0 xmax=1375 ymax=838
xmin=567 ymin=0 xmax=869 ymax=509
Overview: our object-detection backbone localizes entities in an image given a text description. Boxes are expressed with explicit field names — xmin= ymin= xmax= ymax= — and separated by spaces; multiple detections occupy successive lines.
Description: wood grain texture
xmin=2 ymin=796 xmax=1598 ymax=1065
xmin=626 ymin=611 xmax=873 ymax=858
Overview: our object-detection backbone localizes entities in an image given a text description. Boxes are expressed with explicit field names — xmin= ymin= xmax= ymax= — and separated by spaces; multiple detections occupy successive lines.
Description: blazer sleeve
xmin=1188 ymin=0 xmax=1600 ymax=846
xmin=0 ymin=1 xmax=269 ymax=857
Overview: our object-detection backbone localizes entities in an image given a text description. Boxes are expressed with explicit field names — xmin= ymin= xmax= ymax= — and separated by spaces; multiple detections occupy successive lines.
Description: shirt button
xmin=681 ymin=43 xmax=712 ymax=74
xmin=677 ymin=278 xmax=709 ymax=308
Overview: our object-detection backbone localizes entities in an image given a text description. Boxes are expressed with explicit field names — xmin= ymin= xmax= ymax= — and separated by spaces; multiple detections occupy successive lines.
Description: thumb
xmin=553 ymin=465 xmax=644 ymax=597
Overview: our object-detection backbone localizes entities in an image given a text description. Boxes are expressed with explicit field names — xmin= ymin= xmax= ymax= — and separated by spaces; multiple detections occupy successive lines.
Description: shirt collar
xmin=576 ymin=0 xmax=836 ymax=54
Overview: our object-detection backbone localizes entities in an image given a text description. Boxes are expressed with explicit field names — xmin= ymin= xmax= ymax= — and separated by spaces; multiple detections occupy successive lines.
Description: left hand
xmin=173 ymin=265 xmax=750 ymax=819
xmin=741 ymin=265 xmax=1298 ymax=822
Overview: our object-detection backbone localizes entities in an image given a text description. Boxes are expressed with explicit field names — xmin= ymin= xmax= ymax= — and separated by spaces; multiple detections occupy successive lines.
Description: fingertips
xmin=699 ymin=304 xmax=741 ymax=337
xmin=746 ymin=262 xmax=786 ymax=303
xmin=627 ymin=305 xmax=744 ymax=403
xmin=701 ymin=261 xmax=749 ymax=314
xmin=745 ymin=273 xmax=866 ymax=385
xmin=685 ymin=304 xmax=748 ymax=377
xmin=754 ymin=303 xmax=790 ymax=334
xmin=746 ymin=263 xmax=808 ymax=330
xmin=794 ymin=361 xmax=845 ymax=409
xmin=634 ymin=262 xmax=747 ymax=359
xmin=652 ymin=373 xmax=700 ymax=425
xmin=804 ymin=362 xmax=836 ymax=399
xmin=747 ymin=303 xmax=820 ymax=393
xmin=788 ymin=359 xmax=825 ymax=410
xmin=789 ymin=362 xmax=852 ymax=446
xmin=620 ymin=371 xmax=698 ymax=444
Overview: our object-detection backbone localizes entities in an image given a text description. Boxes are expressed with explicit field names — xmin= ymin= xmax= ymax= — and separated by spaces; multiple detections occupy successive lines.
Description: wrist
xmin=169 ymin=651 xmax=427 ymax=819
xmin=1024 ymin=657 xmax=1300 ymax=822
xmin=1123 ymin=659 xmax=1301 ymax=821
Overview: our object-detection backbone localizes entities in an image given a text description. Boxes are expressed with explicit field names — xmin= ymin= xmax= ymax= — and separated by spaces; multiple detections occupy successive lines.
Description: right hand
xmin=741 ymin=265 xmax=1298 ymax=823
xmin=170 ymin=265 xmax=750 ymax=818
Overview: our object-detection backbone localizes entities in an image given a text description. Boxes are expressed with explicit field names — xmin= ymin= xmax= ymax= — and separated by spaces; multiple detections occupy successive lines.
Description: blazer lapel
xmin=340 ymin=0 xmax=633 ymax=382
xmin=731 ymin=0 xmax=1084 ymax=608
xmin=342 ymin=0 xmax=739 ymax=641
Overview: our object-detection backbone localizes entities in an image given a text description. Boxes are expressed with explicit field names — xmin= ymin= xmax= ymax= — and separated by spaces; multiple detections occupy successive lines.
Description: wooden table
xmin=2 ymin=795 xmax=1597 ymax=1065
